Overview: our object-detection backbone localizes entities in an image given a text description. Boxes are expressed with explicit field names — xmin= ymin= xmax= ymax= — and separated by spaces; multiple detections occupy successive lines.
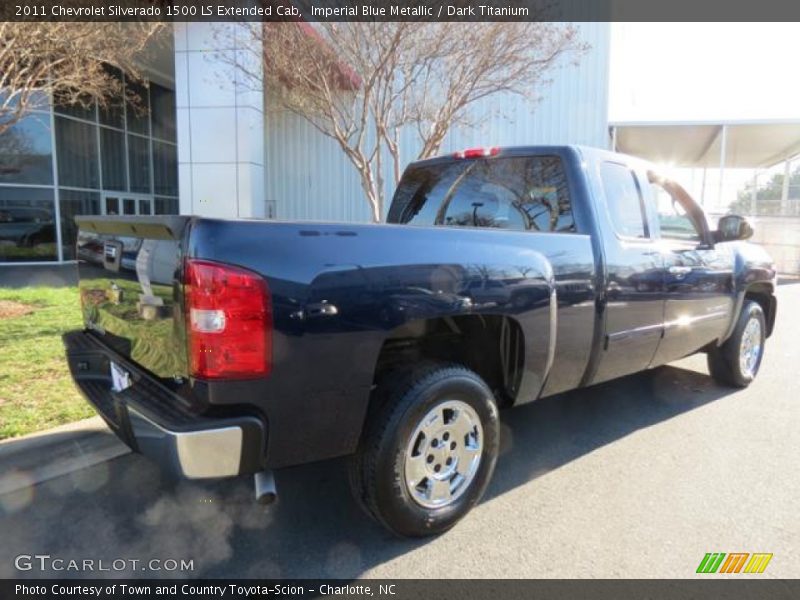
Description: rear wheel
xmin=348 ymin=363 xmax=499 ymax=537
xmin=707 ymin=300 xmax=766 ymax=387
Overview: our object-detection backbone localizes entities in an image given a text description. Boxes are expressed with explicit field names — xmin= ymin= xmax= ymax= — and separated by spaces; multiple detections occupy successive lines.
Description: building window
xmin=0 ymin=187 xmax=57 ymax=262
xmin=153 ymin=141 xmax=177 ymax=196
xmin=55 ymin=116 xmax=100 ymax=189
xmin=126 ymin=79 xmax=150 ymax=136
xmin=0 ymin=115 xmax=54 ymax=186
xmin=151 ymin=83 xmax=176 ymax=142
xmin=54 ymin=94 xmax=96 ymax=122
xmin=99 ymin=127 xmax=127 ymax=191
xmin=105 ymin=196 xmax=120 ymax=216
xmin=58 ymin=189 xmax=100 ymax=260
xmin=99 ymin=66 xmax=125 ymax=129
xmin=127 ymin=134 xmax=151 ymax=194
xmin=155 ymin=196 xmax=178 ymax=215
xmin=0 ymin=69 xmax=178 ymax=264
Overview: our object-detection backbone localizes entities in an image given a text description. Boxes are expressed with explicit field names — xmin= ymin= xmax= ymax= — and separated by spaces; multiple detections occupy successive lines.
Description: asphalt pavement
xmin=1 ymin=283 xmax=798 ymax=579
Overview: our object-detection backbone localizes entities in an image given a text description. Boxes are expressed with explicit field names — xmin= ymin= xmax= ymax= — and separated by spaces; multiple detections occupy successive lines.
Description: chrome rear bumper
xmin=64 ymin=330 xmax=266 ymax=479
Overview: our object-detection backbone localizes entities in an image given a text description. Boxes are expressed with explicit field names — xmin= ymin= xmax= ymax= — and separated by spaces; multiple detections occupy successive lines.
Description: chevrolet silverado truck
xmin=64 ymin=146 xmax=777 ymax=537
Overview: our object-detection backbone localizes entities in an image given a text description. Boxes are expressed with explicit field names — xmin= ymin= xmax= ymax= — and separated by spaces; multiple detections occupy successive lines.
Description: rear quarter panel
xmin=188 ymin=219 xmax=595 ymax=467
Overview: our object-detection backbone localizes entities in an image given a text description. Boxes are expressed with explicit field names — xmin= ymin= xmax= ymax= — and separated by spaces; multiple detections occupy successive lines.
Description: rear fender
xmin=305 ymin=252 xmax=557 ymax=404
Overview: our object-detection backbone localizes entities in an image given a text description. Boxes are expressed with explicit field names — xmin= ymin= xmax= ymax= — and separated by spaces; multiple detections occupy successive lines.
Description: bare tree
xmin=0 ymin=22 xmax=167 ymax=136
xmin=235 ymin=22 xmax=586 ymax=222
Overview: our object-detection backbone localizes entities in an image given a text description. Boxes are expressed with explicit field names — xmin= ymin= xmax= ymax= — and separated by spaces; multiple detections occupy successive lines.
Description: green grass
xmin=0 ymin=286 xmax=94 ymax=440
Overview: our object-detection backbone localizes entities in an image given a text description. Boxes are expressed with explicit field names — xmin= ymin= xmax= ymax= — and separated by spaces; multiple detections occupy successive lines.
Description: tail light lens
xmin=184 ymin=259 xmax=272 ymax=379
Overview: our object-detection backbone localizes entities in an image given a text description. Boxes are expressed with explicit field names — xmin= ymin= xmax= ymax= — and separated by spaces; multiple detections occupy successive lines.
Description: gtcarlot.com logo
xmin=697 ymin=552 xmax=773 ymax=574
xmin=14 ymin=554 xmax=194 ymax=573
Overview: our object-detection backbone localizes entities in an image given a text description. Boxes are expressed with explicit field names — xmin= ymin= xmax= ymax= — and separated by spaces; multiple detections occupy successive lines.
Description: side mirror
xmin=715 ymin=215 xmax=753 ymax=242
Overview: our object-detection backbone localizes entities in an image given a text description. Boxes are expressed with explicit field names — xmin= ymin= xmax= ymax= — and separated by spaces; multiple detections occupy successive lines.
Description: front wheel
xmin=707 ymin=300 xmax=766 ymax=387
xmin=348 ymin=363 xmax=499 ymax=537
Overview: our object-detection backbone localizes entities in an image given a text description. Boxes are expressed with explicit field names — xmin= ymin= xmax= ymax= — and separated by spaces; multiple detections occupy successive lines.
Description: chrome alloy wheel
xmin=739 ymin=316 xmax=762 ymax=378
xmin=403 ymin=400 xmax=483 ymax=509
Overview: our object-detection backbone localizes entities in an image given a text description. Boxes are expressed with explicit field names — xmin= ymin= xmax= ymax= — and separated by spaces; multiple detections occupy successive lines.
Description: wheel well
xmin=745 ymin=285 xmax=776 ymax=337
xmin=373 ymin=315 xmax=525 ymax=407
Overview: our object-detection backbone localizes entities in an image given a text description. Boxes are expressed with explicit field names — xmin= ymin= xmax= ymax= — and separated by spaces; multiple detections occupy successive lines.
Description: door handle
xmin=668 ymin=266 xmax=692 ymax=275
xmin=305 ymin=302 xmax=339 ymax=318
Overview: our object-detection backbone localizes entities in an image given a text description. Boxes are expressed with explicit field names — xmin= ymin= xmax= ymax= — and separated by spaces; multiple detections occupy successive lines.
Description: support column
xmin=700 ymin=167 xmax=707 ymax=207
xmin=718 ymin=124 xmax=727 ymax=211
xmin=750 ymin=170 xmax=758 ymax=216
xmin=173 ymin=23 xmax=265 ymax=219
xmin=781 ymin=158 xmax=791 ymax=216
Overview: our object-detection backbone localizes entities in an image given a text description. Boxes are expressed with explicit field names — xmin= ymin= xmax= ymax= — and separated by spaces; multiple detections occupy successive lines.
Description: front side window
xmin=600 ymin=162 xmax=648 ymax=239
xmin=648 ymin=175 xmax=703 ymax=243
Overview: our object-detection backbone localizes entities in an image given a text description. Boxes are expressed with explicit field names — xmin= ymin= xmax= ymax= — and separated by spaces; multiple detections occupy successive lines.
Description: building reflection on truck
xmin=76 ymin=233 xmax=185 ymax=378
xmin=75 ymin=236 xmax=593 ymax=344
xmin=282 ymin=262 xmax=593 ymax=336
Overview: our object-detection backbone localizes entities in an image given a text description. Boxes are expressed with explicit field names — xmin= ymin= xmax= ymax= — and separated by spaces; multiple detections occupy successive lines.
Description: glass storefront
xmin=0 ymin=74 xmax=178 ymax=263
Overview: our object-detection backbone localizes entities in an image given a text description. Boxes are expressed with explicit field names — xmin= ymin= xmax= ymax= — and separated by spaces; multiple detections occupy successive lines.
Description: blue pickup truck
xmin=64 ymin=145 xmax=776 ymax=537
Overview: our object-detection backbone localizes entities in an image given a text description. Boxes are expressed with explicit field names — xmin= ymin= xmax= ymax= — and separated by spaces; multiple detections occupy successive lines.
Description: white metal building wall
xmin=265 ymin=22 xmax=611 ymax=223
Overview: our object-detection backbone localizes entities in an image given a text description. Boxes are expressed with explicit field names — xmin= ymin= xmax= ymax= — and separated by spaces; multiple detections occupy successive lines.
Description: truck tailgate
xmin=75 ymin=216 xmax=190 ymax=380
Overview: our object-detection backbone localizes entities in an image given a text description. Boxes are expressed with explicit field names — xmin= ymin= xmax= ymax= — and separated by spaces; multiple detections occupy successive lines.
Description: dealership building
xmin=0 ymin=22 xmax=611 ymax=265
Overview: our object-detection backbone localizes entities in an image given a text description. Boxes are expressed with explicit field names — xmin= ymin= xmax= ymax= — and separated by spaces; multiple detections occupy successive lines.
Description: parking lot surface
xmin=1 ymin=283 xmax=798 ymax=579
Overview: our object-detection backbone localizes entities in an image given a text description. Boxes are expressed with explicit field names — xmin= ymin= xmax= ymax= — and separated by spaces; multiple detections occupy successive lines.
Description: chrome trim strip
xmin=544 ymin=287 xmax=558 ymax=378
xmin=607 ymin=322 xmax=663 ymax=343
xmin=663 ymin=310 xmax=729 ymax=330
xmin=608 ymin=310 xmax=730 ymax=345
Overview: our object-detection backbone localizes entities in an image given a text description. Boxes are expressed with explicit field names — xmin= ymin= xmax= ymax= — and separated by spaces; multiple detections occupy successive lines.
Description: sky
xmin=609 ymin=23 xmax=800 ymax=122
xmin=608 ymin=23 xmax=800 ymax=210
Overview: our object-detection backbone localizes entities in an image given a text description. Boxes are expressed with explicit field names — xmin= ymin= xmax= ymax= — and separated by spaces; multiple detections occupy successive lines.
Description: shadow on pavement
xmin=0 ymin=362 xmax=734 ymax=579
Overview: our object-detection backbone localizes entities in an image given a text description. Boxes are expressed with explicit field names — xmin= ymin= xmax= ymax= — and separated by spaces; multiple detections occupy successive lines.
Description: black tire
xmin=707 ymin=300 xmax=766 ymax=388
xmin=348 ymin=362 xmax=500 ymax=537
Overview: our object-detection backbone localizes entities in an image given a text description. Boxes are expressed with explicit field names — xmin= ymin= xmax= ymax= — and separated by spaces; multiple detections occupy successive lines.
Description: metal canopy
xmin=610 ymin=120 xmax=800 ymax=169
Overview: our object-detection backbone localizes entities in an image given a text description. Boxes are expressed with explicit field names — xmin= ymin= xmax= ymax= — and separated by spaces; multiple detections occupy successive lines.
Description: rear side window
xmin=388 ymin=163 xmax=469 ymax=226
xmin=389 ymin=156 xmax=574 ymax=233
xmin=600 ymin=162 xmax=648 ymax=239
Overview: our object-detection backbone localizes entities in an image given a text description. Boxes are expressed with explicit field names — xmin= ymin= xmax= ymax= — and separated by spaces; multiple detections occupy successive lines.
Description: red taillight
xmin=184 ymin=259 xmax=272 ymax=380
xmin=453 ymin=146 xmax=500 ymax=159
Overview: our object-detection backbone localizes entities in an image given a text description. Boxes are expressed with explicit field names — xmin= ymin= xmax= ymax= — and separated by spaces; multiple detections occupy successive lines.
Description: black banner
xmin=3 ymin=579 xmax=800 ymax=600
xmin=3 ymin=0 xmax=800 ymax=22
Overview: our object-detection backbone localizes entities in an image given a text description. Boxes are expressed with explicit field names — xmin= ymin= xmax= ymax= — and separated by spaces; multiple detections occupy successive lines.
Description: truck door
xmin=590 ymin=161 xmax=665 ymax=384
xmin=644 ymin=173 xmax=735 ymax=366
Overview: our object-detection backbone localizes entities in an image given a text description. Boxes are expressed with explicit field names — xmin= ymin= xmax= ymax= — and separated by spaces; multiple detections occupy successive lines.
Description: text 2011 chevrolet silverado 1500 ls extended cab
xmin=64 ymin=146 xmax=777 ymax=536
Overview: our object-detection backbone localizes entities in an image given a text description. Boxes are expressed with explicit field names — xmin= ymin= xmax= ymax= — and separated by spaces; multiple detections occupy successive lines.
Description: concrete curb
xmin=0 ymin=417 xmax=130 ymax=496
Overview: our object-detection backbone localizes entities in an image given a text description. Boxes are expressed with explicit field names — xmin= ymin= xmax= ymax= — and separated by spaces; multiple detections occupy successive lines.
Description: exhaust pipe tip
xmin=257 ymin=491 xmax=277 ymax=506
xmin=254 ymin=470 xmax=278 ymax=505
